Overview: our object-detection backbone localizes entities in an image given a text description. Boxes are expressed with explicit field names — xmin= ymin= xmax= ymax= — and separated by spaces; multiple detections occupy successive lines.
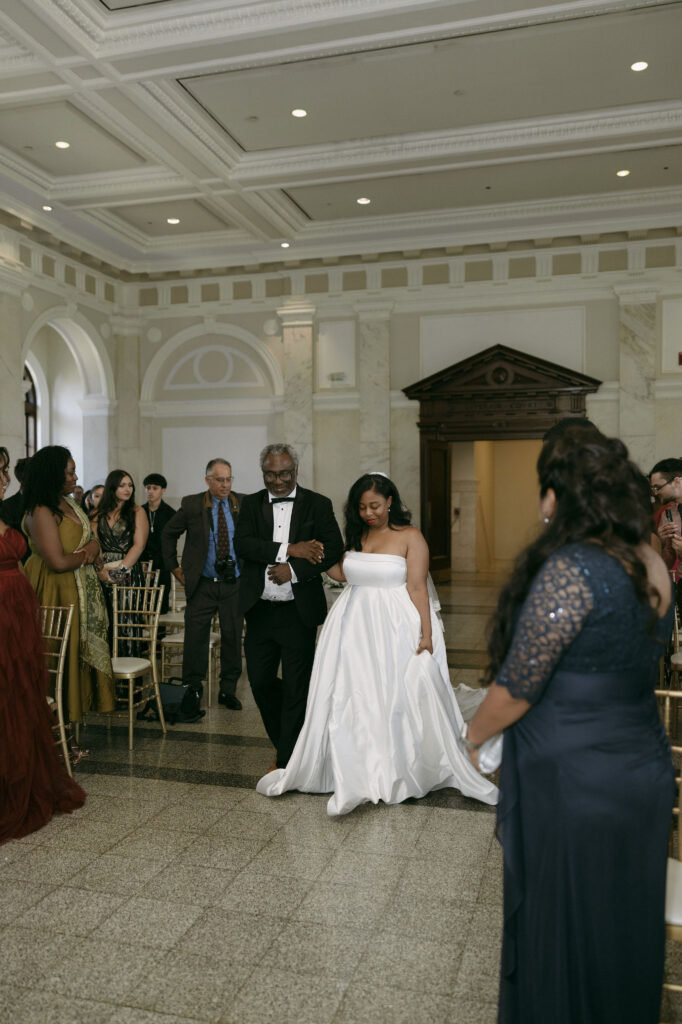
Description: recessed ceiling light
xmin=166 ymin=217 xmax=181 ymax=225
xmin=356 ymin=197 xmax=371 ymax=205
xmin=630 ymin=61 xmax=648 ymax=72
xmin=616 ymin=169 xmax=630 ymax=177
xmin=55 ymin=140 xmax=70 ymax=149
xmin=280 ymin=242 xmax=290 ymax=248
xmin=42 ymin=204 xmax=52 ymax=211
xmin=291 ymin=109 xmax=307 ymax=118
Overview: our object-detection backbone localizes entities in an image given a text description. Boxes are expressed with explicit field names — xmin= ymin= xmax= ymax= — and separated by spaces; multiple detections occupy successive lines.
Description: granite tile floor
xmin=1 ymin=573 xmax=679 ymax=1024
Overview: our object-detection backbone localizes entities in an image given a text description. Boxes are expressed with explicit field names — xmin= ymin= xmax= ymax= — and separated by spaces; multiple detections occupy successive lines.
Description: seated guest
xmin=0 ymin=446 xmax=86 ymax=843
xmin=86 ymin=484 xmax=104 ymax=516
xmin=649 ymin=458 xmax=682 ymax=571
xmin=23 ymin=446 xmax=115 ymax=726
xmin=141 ymin=473 xmax=175 ymax=613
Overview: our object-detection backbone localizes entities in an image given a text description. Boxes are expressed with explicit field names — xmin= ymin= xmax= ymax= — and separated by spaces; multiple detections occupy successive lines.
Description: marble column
xmin=615 ymin=287 xmax=657 ymax=472
xmin=278 ymin=304 xmax=315 ymax=486
xmin=356 ymin=304 xmax=392 ymax=475
xmin=111 ymin=316 xmax=143 ymax=485
xmin=0 ymin=235 xmax=27 ymax=461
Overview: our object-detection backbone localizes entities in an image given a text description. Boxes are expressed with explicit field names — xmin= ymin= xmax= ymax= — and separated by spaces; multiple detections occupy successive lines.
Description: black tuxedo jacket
xmin=161 ymin=490 xmax=242 ymax=601
xmin=234 ymin=486 xmax=343 ymax=629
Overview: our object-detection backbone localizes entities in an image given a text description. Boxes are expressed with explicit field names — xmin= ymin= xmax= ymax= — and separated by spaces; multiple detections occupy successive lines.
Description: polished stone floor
xmin=1 ymin=573 xmax=679 ymax=1023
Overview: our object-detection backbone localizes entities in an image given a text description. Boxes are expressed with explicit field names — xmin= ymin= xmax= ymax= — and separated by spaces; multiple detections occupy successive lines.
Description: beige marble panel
xmin=113 ymin=328 xmax=143 ymax=485
xmin=619 ymin=302 xmax=656 ymax=472
xmin=358 ymin=316 xmax=391 ymax=475
xmin=313 ymin=409 xmax=359 ymax=521
xmin=654 ymin=399 xmax=682 ymax=464
xmin=282 ymin=320 xmax=314 ymax=486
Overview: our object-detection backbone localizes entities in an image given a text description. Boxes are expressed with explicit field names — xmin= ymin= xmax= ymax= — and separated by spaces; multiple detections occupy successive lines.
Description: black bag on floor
xmin=137 ymin=678 xmax=205 ymax=725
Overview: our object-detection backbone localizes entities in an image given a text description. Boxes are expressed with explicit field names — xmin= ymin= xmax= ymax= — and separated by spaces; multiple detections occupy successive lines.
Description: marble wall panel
xmin=282 ymin=322 xmax=314 ymax=485
xmin=313 ymin=409 xmax=360 ymax=524
xmin=619 ymin=302 xmax=656 ymax=472
xmin=358 ymin=317 xmax=391 ymax=475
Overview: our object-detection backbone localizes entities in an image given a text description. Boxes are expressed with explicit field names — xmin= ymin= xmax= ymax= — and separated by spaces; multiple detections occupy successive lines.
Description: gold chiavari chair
xmin=40 ymin=604 xmax=75 ymax=777
xmin=110 ymin=584 xmax=166 ymax=749
xmin=655 ymin=685 xmax=682 ymax=1008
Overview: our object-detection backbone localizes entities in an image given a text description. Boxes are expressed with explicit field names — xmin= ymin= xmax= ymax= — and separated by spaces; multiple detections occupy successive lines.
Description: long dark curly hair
xmin=96 ymin=469 xmax=137 ymax=533
xmin=22 ymin=445 xmax=72 ymax=518
xmin=344 ymin=473 xmax=411 ymax=551
xmin=484 ymin=426 xmax=656 ymax=684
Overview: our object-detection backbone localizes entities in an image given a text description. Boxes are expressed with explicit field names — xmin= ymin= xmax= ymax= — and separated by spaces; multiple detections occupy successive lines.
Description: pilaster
xmin=356 ymin=303 xmax=392 ymax=476
xmin=277 ymin=303 xmax=315 ymax=486
xmin=614 ymin=286 xmax=658 ymax=471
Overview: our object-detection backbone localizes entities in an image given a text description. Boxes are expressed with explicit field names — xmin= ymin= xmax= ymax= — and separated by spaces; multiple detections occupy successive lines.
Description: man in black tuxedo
xmin=161 ymin=458 xmax=244 ymax=709
xmin=141 ymin=473 xmax=175 ymax=614
xmin=234 ymin=443 xmax=343 ymax=769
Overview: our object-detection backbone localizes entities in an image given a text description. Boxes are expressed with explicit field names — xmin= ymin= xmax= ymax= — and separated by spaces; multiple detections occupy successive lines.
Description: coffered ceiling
xmin=0 ymin=0 xmax=680 ymax=273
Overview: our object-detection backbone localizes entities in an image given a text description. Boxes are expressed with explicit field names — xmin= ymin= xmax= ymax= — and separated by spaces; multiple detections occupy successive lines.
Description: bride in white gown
xmin=256 ymin=473 xmax=498 ymax=816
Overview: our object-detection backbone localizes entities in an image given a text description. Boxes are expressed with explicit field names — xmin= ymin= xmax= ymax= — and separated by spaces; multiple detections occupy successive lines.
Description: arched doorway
xmin=23 ymin=309 xmax=115 ymax=486
xmin=403 ymin=344 xmax=601 ymax=574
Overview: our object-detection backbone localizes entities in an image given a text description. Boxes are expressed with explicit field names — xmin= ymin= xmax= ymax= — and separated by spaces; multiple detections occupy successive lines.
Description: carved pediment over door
xmin=403 ymin=344 xmax=602 ymax=441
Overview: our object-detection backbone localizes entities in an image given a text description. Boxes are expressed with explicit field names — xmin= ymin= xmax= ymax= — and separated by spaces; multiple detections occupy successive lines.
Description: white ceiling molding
xmin=232 ymin=103 xmax=682 ymax=189
xmin=31 ymin=0 xmax=669 ymax=57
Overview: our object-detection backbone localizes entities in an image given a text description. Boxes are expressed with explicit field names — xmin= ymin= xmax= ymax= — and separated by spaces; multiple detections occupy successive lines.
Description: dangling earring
xmin=543 ymin=517 xmax=550 ymax=524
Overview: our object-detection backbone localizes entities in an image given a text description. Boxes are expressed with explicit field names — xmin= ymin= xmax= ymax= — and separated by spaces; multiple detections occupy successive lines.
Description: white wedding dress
xmin=256 ymin=552 xmax=498 ymax=816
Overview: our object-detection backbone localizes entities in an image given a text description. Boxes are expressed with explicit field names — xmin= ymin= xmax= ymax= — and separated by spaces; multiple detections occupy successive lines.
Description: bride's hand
xmin=416 ymin=636 xmax=433 ymax=655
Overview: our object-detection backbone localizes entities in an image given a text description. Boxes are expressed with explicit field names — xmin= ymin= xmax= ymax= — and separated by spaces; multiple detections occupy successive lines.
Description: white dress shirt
xmin=262 ymin=487 xmax=298 ymax=602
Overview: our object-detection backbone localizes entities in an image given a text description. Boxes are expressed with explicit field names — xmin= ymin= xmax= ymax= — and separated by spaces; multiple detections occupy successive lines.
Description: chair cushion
xmin=161 ymin=631 xmax=219 ymax=646
xmin=159 ymin=612 xmax=185 ymax=625
xmin=112 ymin=656 xmax=151 ymax=676
xmin=666 ymin=858 xmax=682 ymax=926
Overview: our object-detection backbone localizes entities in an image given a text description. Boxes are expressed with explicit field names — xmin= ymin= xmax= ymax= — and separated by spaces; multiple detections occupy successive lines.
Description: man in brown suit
xmin=161 ymin=458 xmax=244 ymax=709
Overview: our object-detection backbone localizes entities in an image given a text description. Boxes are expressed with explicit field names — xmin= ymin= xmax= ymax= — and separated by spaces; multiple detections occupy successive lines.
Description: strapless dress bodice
xmin=343 ymin=551 xmax=407 ymax=588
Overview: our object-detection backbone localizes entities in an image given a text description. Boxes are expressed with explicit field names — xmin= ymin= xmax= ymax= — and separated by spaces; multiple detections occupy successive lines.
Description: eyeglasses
xmin=651 ymin=480 xmax=673 ymax=495
xmin=209 ymin=476 xmax=232 ymax=484
xmin=263 ymin=470 xmax=294 ymax=483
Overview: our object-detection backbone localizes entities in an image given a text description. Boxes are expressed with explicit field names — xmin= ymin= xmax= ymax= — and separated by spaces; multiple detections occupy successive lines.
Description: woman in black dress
xmin=463 ymin=426 xmax=675 ymax=1024
xmin=92 ymin=469 xmax=148 ymax=654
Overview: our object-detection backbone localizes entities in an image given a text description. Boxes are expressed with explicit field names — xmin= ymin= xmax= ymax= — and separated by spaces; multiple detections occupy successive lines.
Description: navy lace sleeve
xmin=496 ymin=550 xmax=594 ymax=703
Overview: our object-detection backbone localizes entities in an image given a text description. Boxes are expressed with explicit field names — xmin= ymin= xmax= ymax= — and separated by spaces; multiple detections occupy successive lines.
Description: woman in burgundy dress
xmin=0 ymin=446 xmax=85 ymax=844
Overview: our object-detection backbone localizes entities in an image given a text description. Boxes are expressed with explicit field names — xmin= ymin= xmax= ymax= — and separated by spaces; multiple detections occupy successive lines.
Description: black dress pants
xmin=244 ymin=599 xmax=316 ymax=768
xmin=182 ymin=578 xmax=243 ymax=695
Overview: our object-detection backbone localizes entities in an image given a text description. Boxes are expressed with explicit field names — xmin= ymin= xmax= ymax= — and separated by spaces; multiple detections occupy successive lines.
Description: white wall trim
xmin=140 ymin=397 xmax=284 ymax=418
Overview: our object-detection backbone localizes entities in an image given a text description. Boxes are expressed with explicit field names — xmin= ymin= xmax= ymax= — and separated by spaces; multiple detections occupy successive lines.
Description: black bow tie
xmin=270 ymin=496 xmax=295 ymax=503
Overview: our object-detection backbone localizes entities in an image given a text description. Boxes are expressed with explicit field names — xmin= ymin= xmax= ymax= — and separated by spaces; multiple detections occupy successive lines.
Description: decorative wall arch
xmin=141 ymin=323 xmax=284 ymax=402
xmin=22 ymin=307 xmax=115 ymax=399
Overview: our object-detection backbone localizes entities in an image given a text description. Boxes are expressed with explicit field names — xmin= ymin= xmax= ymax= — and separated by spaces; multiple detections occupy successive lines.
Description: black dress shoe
xmin=218 ymin=693 xmax=242 ymax=710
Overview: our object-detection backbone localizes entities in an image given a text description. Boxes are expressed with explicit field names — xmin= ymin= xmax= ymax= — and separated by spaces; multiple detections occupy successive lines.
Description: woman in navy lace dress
xmin=464 ymin=427 xmax=675 ymax=1024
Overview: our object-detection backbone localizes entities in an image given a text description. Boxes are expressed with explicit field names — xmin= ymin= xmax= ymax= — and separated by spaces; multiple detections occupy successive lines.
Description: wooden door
xmin=422 ymin=439 xmax=450 ymax=574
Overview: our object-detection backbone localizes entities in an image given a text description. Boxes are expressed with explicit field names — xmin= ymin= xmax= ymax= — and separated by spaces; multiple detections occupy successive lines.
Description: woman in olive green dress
xmin=23 ymin=446 xmax=115 ymax=723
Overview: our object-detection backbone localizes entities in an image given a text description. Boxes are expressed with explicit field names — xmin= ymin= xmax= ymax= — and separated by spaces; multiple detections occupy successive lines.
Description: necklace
xmin=149 ymin=508 xmax=156 ymax=533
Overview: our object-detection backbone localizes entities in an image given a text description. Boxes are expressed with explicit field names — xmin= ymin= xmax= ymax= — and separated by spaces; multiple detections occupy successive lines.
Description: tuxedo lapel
xmin=289 ymin=488 xmax=307 ymax=542
xmin=262 ymin=491 xmax=274 ymax=537
xmin=202 ymin=493 xmax=212 ymax=549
